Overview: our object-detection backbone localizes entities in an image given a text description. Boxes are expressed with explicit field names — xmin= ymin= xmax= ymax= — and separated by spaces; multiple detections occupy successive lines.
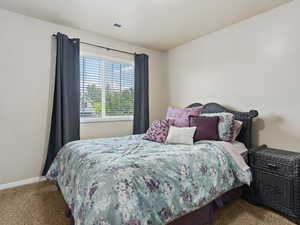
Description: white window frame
xmin=80 ymin=51 xmax=134 ymax=123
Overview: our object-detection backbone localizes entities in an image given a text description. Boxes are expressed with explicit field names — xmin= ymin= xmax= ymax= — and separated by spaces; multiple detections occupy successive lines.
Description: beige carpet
xmin=0 ymin=181 xmax=295 ymax=225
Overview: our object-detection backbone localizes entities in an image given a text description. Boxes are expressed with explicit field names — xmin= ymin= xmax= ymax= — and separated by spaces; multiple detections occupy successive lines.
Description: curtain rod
xmin=52 ymin=34 xmax=136 ymax=56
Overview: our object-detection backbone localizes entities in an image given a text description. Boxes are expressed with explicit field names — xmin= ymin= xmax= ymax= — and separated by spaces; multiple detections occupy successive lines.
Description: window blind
xmin=80 ymin=56 xmax=134 ymax=120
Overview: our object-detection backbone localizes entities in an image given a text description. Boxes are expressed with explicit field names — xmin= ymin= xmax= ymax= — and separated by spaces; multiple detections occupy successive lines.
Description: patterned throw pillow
xmin=166 ymin=106 xmax=203 ymax=127
xmin=201 ymin=112 xmax=235 ymax=142
xmin=143 ymin=120 xmax=171 ymax=143
xmin=232 ymin=120 xmax=243 ymax=141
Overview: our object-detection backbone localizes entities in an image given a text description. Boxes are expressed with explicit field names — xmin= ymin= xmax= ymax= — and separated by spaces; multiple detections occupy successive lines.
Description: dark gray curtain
xmin=42 ymin=33 xmax=80 ymax=175
xmin=133 ymin=54 xmax=149 ymax=134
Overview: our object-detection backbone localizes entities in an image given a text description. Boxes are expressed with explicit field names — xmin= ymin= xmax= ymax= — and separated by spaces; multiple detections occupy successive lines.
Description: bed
xmin=48 ymin=102 xmax=258 ymax=225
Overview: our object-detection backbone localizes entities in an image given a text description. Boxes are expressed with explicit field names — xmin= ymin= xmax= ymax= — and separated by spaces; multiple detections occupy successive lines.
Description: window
xmin=80 ymin=54 xmax=134 ymax=122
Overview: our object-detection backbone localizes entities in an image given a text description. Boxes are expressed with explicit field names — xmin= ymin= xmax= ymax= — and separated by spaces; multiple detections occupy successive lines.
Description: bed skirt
xmin=60 ymin=185 xmax=243 ymax=225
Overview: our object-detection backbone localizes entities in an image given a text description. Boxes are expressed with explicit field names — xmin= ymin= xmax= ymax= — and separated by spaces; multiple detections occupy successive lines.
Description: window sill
xmin=80 ymin=116 xmax=133 ymax=123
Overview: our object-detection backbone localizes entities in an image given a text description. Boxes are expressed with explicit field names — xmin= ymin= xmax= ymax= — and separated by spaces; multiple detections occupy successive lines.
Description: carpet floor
xmin=0 ymin=181 xmax=296 ymax=225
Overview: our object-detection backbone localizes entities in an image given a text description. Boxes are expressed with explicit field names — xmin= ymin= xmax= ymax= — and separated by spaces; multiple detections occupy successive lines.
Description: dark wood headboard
xmin=187 ymin=102 xmax=258 ymax=149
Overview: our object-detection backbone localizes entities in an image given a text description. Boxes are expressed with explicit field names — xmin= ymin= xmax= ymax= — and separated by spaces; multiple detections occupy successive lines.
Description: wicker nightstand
xmin=248 ymin=145 xmax=300 ymax=224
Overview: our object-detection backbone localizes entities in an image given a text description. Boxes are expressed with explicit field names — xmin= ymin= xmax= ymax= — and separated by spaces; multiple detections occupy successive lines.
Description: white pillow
xmin=165 ymin=126 xmax=196 ymax=145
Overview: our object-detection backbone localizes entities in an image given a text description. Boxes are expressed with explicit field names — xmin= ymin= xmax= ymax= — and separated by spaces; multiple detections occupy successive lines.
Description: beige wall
xmin=167 ymin=0 xmax=300 ymax=152
xmin=0 ymin=8 xmax=168 ymax=184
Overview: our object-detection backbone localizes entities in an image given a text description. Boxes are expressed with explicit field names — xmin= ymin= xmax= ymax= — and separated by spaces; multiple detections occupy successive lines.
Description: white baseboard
xmin=0 ymin=176 xmax=46 ymax=191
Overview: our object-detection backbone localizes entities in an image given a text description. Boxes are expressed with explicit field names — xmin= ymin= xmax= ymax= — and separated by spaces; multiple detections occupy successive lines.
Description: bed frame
xmin=63 ymin=102 xmax=258 ymax=225
xmin=187 ymin=102 xmax=258 ymax=149
xmin=168 ymin=102 xmax=258 ymax=225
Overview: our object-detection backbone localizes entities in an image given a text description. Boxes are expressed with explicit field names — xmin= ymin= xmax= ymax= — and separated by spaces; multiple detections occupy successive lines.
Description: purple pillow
xmin=166 ymin=106 xmax=202 ymax=127
xmin=200 ymin=112 xmax=235 ymax=142
xmin=189 ymin=116 xmax=220 ymax=141
xmin=143 ymin=120 xmax=171 ymax=143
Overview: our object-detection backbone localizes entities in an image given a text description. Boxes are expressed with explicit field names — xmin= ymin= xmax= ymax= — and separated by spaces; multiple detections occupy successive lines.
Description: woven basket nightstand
xmin=249 ymin=145 xmax=300 ymax=224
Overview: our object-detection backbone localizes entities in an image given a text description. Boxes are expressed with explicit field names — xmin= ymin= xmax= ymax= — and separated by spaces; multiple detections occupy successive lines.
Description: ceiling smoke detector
xmin=113 ymin=23 xmax=122 ymax=28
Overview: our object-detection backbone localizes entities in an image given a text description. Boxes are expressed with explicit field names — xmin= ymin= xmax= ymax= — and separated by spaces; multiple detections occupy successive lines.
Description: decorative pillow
xmin=189 ymin=116 xmax=220 ymax=141
xmin=165 ymin=126 xmax=196 ymax=145
xmin=201 ymin=112 xmax=234 ymax=142
xmin=143 ymin=120 xmax=171 ymax=143
xmin=166 ymin=106 xmax=202 ymax=127
xmin=232 ymin=120 xmax=243 ymax=141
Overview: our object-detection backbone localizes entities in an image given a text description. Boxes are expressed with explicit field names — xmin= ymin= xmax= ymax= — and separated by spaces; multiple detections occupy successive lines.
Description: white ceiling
xmin=0 ymin=0 xmax=292 ymax=51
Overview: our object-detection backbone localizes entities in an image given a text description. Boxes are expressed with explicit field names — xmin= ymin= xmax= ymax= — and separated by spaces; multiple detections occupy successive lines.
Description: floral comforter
xmin=47 ymin=135 xmax=251 ymax=225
